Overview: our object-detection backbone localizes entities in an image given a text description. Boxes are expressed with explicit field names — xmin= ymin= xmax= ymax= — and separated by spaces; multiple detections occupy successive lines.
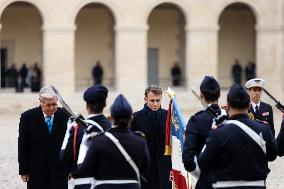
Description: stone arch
xmin=216 ymin=1 xmax=259 ymax=25
xmin=70 ymin=0 xmax=121 ymax=26
xmin=0 ymin=1 xmax=44 ymax=90
xmin=147 ymin=2 xmax=186 ymax=87
xmin=74 ymin=2 xmax=116 ymax=89
xmin=0 ymin=0 xmax=48 ymax=23
xmin=144 ymin=0 xmax=189 ymax=26
xmin=217 ymin=2 xmax=257 ymax=88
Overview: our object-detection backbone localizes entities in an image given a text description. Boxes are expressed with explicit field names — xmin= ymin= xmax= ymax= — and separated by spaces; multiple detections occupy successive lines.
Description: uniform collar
xmin=229 ymin=113 xmax=249 ymax=120
xmin=251 ymin=101 xmax=260 ymax=112
xmin=87 ymin=114 xmax=102 ymax=119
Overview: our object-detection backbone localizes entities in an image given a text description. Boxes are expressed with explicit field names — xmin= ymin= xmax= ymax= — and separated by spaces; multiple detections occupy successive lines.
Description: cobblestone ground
xmin=1 ymin=112 xmax=284 ymax=189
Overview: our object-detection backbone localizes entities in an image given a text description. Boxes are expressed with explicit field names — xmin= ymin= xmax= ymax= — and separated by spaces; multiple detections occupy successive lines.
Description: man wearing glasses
xmin=18 ymin=86 xmax=69 ymax=189
xmin=131 ymin=85 xmax=171 ymax=189
xmin=245 ymin=78 xmax=275 ymax=135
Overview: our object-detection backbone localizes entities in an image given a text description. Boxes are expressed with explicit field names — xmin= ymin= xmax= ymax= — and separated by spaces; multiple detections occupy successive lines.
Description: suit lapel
xmin=35 ymin=107 xmax=50 ymax=136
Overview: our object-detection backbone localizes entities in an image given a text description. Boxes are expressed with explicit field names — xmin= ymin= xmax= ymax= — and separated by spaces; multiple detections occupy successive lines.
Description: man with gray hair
xmin=18 ymin=86 xmax=69 ymax=189
xmin=131 ymin=85 xmax=172 ymax=189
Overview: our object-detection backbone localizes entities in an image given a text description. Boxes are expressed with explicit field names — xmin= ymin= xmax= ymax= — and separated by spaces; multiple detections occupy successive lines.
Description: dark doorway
xmin=1 ymin=48 xmax=8 ymax=88
xmin=148 ymin=48 xmax=159 ymax=85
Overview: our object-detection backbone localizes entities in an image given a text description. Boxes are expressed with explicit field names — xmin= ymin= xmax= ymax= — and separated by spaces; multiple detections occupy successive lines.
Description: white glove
xmin=61 ymin=119 xmax=77 ymax=150
xmin=77 ymin=133 xmax=91 ymax=164
xmin=190 ymin=156 xmax=200 ymax=181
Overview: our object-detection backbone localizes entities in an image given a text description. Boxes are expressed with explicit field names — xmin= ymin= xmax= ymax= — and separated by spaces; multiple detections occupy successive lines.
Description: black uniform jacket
xmin=60 ymin=114 xmax=111 ymax=178
xmin=18 ymin=107 xmax=69 ymax=189
xmin=198 ymin=114 xmax=277 ymax=183
xmin=182 ymin=104 xmax=221 ymax=189
xmin=249 ymin=102 xmax=274 ymax=135
xmin=131 ymin=104 xmax=172 ymax=189
xmin=79 ymin=127 xmax=150 ymax=189
xmin=276 ymin=118 xmax=284 ymax=156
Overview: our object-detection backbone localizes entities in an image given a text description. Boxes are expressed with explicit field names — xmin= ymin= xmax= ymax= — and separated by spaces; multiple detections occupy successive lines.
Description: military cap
xmin=245 ymin=78 xmax=265 ymax=89
xmin=227 ymin=84 xmax=250 ymax=108
xmin=200 ymin=76 xmax=220 ymax=93
xmin=111 ymin=94 xmax=132 ymax=119
xmin=83 ymin=85 xmax=108 ymax=103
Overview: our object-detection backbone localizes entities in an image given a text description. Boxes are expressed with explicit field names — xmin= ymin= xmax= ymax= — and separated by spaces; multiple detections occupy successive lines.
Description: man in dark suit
xmin=245 ymin=78 xmax=275 ymax=135
xmin=60 ymin=85 xmax=111 ymax=189
xmin=131 ymin=85 xmax=171 ymax=189
xmin=198 ymin=84 xmax=277 ymax=188
xmin=18 ymin=86 xmax=69 ymax=189
xmin=182 ymin=76 xmax=222 ymax=189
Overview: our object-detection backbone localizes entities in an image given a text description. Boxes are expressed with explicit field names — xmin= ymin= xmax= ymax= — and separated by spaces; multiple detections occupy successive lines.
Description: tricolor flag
xmin=165 ymin=88 xmax=191 ymax=189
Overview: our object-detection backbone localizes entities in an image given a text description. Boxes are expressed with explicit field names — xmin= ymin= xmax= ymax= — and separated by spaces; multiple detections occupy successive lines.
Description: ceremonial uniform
xmin=79 ymin=94 xmax=150 ymax=189
xmin=249 ymin=102 xmax=274 ymax=135
xmin=18 ymin=107 xmax=69 ymax=189
xmin=245 ymin=78 xmax=275 ymax=136
xmin=182 ymin=76 xmax=222 ymax=189
xmin=183 ymin=104 xmax=221 ymax=188
xmin=131 ymin=105 xmax=171 ymax=189
xmin=60 ymin=114 xmax=111 ymax=188
xmin=198 ymin=85 xmax=277 ymax=189
xmin=60 ymin=85 xmax=111 ymax=189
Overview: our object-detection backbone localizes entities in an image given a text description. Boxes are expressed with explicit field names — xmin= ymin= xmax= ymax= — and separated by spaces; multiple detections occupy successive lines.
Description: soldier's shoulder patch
xmin=90 ymin=131 xmax=103 ymax=138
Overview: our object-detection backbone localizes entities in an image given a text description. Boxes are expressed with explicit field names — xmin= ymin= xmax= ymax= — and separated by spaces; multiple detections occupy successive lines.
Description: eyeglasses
xmin=41 ymin=100 xmax=58 ymax=108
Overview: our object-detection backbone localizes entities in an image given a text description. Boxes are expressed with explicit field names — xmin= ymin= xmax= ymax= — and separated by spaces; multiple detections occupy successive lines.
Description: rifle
xmin=263 ymin=88 xmax=284 ymax=113
xmin=191 ymin=89 xmax=227 ymax=126
xmin=51 ymin=85 xmax=101 ymax=132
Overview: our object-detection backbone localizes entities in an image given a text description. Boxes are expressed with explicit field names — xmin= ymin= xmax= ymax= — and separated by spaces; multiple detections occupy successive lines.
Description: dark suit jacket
xmin=249 ymin=101 xmax=275 ymax=135
xmin=18 ymin=107 xmax=69 ymax=189
xmin=131 ymin=104 xmax=171 ymax=189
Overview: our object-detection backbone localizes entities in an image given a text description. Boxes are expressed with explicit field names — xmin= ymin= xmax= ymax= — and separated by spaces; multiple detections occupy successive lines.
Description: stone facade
xmin=0 ymin=0 xmax=283 ymax=109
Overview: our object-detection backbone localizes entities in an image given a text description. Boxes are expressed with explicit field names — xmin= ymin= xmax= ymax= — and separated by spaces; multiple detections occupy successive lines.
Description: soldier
xmin=231 ymin=59 xmax=242 ymax=85
xmin=198 ymin=84 xmax=277 ymax=188
xmin=78 ymin=94 xmax=150 ymax=189
xmin=171 ymin=63 xmax=181 ymax=86
xmin=131 ymin=85 xmax=172 ymax=189
xmin=92 ymin=61 xmax=103 ymax=85
xmin=182 ymin=76 xmax=222 ymax=189
xmin=60 ymin=85 xmax=111 ymax=189
xmin=245 ymin=78 xmax=275 ymax=135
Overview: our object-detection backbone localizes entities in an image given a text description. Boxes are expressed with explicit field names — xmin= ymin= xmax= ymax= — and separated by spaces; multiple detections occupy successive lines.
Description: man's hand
xmin=21 ymin=175 xmax=29 ymax=182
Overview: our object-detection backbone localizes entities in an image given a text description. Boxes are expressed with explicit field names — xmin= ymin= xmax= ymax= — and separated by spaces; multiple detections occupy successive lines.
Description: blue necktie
xmin=46 ymin=116 xmax=53 ymax=133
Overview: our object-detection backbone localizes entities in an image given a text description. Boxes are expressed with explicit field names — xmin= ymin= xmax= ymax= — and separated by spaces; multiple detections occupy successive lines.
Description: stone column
xmin=42 ymin=24 xmax=76 ymax=94
xmin=256 ymin=25 xmax=283 ymax=100
xmin=114 ymin=25 xmax=148 ymax=103
xmin=185 ymin=25 xmax=219 ymax=90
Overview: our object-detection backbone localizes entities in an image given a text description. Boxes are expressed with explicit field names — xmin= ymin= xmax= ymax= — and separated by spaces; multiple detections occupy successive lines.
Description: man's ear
xmin=144 ymin=97 xmax=147 ymax=103
xmin=200 ymin=92 xmax=204 ymax=100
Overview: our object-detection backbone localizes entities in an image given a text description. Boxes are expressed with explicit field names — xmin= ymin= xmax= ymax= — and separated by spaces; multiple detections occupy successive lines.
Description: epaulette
xmin=255 ymin=119 xmax=269 ymax=125
xmin=89 ymin=131 xmax=104 ymax=138
xmin=133 ymin=131 xmax=146 ymax=138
